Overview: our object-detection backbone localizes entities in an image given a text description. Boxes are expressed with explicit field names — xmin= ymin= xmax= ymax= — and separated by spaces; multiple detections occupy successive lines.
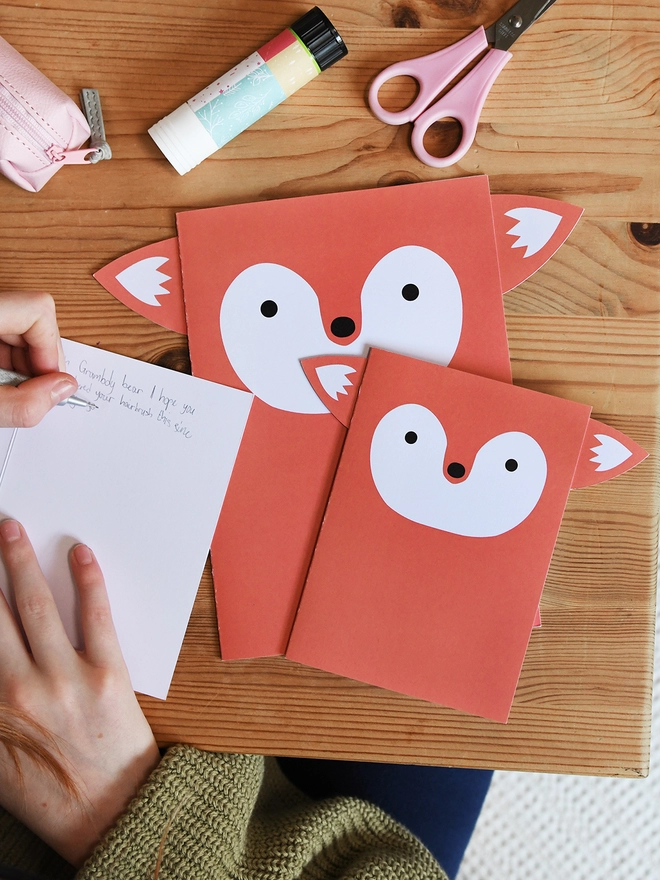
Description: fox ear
xmin=93 ymin=237 xmax=187 ymax=334
xmin=491 ymin=195 xmax=583 ymax=294
xmin=301 ymin=355 xmax=367 ymax=427
xmin=571 ymin=418 xmax=648 ymax=489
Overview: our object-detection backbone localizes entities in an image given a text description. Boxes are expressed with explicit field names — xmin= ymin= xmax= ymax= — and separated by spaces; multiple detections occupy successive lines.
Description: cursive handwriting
xmin=69 ymin=359 xmax=195 ymax=438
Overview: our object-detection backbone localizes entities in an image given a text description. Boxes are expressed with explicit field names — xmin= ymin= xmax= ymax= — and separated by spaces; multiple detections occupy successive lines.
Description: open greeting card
xmin=95 ymin=175 xmax=585 ymax=661
xmin=286 ymin=350 xmax=647 ymax=722
xmin=0 ymin=340 xmax=252 ymax=699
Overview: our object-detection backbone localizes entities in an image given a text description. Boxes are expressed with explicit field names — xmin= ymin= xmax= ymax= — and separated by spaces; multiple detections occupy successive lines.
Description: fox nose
xmin=446 ymin=461 xmax=466 ymax=480
xmin=330 ymin=316 xmax=356 ymax=338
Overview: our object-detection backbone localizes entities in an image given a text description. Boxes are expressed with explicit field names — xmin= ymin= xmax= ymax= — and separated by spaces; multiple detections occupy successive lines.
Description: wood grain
xmin=0 ymin=0 xmax=658 ymax=776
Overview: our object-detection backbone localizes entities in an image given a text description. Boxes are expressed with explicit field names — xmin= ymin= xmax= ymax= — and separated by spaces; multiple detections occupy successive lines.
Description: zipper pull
xmin=48 ymin=146 xmax=103 ymax=165
xmin=79 ymin=88 xmax=112 ymax=163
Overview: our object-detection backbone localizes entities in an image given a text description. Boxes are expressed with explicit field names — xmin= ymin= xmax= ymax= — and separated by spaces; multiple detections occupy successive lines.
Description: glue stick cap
xmin=291 ymin=7 xmax=348 ymax=70
xmin=148 ymin=103 xmax=218 ymax=176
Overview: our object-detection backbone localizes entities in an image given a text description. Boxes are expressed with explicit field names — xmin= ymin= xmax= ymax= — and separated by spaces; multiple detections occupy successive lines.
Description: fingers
xmin=0 ymin=520 xmax=74 ymax=671
xmin=70 ymin=544 xmax=126 ymax=671
xmin=0 ymin=521 xmax=124 ymax=677
xmin=0 ymin=340 xmax=31 ymax=374
xmin=0 ymin=291 xmax=64 ymax=374
xmin=0 ymin=292 xmax=72 ymax=428
xmin=0 ymin=372 xmax=78 ymax=428
xmin=0 ymin=568 xmax=33 ymax=679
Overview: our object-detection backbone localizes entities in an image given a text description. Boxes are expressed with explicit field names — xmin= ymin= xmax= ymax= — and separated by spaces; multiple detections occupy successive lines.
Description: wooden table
xmin=1 ymin=0 xmax=658 ymax=777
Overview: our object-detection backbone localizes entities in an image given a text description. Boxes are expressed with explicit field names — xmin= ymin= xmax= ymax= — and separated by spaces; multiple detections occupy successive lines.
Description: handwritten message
xmin=68 ymin=357 xmax=197 ymax=439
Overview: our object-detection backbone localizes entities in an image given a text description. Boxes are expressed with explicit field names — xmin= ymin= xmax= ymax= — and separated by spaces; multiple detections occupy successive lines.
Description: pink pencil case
xmin=0 ymin=34 xmax=111 ymax=192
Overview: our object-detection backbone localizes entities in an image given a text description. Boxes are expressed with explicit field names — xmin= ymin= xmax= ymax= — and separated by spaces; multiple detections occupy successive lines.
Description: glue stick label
xmin=187 ymin=29 xmax=318 ymax=150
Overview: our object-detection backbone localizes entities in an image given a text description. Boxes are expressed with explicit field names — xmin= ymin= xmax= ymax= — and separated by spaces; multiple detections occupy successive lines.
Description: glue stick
xmin=148 ymin=7 xmax=347 ymax=175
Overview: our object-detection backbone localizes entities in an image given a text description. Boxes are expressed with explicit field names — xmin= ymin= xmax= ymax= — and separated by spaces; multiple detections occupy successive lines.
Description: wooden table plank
xmin=0 ymin=0 xmax=658 ymax=776
xmin=1 ymin=3 xmax=659 ymax=217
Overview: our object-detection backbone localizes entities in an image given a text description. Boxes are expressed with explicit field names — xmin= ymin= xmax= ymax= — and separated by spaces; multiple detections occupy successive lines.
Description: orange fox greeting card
xmin=286 ymin=350 xmax=646 ymax=721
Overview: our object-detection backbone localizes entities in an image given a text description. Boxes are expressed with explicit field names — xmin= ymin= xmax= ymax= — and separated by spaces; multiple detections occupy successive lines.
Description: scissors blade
xmin=485 ymin=0 xmax=559 ymax=51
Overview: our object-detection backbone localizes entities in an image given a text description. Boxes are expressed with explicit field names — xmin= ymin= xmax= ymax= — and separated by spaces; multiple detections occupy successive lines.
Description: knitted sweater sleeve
xmin=78 ymin=745 xmax=447 ymax=880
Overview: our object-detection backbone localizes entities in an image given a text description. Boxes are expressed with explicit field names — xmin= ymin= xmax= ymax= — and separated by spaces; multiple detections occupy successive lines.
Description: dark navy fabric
xmin=278 ymin=758 xmax=493 ymax=879
xmin=0 ymin=866 xmax=47 ymax=880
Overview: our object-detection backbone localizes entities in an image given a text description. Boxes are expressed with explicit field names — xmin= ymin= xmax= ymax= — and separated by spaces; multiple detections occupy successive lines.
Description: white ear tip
xmin=504 ymin=208 xmax=562 ymax=258
xmin=590 ymin=433 xmax=633 ymax=471
xmin=315 ymin=364 xmax=357 ymax=401
xmin=116 ymin=256 xmax=171 ymax=307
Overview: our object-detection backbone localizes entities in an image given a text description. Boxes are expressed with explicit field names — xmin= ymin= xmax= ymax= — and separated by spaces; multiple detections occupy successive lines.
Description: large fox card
xmin=179 ymin=177 xmax=585 ymax=658
xmin=286 ymin=350 xmax=647 ymax=722
xmin=95 ymin=176 xmax=583 ymax=659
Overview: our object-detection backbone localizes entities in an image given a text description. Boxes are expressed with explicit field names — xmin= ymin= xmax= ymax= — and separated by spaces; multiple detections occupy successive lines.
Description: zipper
xmin=0 ymin=79 xmax=64 ymax=161
xmin=0 ymin=81 xmax=111 ymax=165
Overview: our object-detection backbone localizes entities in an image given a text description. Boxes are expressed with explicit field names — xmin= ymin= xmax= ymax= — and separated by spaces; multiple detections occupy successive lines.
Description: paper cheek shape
xmin=369 ymin=403 xmax=549 ymax=537
xmin=218 ymin=245 xmax=465 ymax=414
xmin=368 ymin=407 xmax=647 ymax=538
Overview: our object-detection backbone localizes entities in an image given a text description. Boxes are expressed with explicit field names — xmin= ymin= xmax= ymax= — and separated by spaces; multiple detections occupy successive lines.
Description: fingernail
xmin=73 ymin=544 xmax=94 ymax=565
xmin=51 ymin=377 xmax=78 ymax=404
xmin=0 ymin=520 xmax=21 ymax=542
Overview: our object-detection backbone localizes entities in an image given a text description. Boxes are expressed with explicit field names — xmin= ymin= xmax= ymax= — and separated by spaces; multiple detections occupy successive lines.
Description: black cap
xmin=291 ymin=7 xmax=348 ymax=71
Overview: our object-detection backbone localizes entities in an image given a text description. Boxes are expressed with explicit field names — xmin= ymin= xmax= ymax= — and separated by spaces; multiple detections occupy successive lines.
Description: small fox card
xmin=286 ymin=350 xmax=646 ymax=722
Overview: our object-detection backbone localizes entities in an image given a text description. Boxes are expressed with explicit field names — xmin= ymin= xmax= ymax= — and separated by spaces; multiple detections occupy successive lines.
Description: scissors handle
xmin=411 ymin=47 xmax=511 ymax=168
xmin=368 ymin=27 xmax=489 ymax=126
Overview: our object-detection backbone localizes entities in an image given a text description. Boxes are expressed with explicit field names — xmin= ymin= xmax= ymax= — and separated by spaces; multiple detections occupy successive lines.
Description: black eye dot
xmin=260 ymin=300 xmax=278 ymax=317
xmin=404 ymin=431 xmax=418 ymax=444
xmin=505 ymin=459 xmax=518 ymax=472
xmin=402 ymin=284 xmax=419 ymax=302
xmin=447 ymin=462 xmax=466 ymax=479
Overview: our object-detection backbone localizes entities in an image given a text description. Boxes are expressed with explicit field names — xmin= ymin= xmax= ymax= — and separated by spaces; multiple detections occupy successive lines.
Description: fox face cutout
xmin=308 ymin=355 xmax=649 ymax=489
xmin=94 ymin=177 xmax=583 ymax=395
xmin=220 ymin=246 xmax=463 ymax=413
xmin=93 ymin=176 xmax=583 ymax=660
xmin=370 ymin=403 xmax=548 ymax=537
xmin=286 ymin=350 xmax=647 ymax=722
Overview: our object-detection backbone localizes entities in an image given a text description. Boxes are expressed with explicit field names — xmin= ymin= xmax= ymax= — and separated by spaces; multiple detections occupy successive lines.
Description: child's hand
xmin=0 ymin=519 xmax=160 ymax=866
xmin=0 ymin=291 xmax=78 ymax=426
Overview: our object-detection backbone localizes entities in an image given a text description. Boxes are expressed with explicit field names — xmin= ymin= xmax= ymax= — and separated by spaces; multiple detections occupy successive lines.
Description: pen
xmin=0 ymin=367 xmax=97 ymax=409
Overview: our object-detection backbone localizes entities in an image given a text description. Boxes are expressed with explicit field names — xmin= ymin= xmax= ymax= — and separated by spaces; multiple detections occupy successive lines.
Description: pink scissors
xmin=368 ymin=0 xmax=559 ymax=168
